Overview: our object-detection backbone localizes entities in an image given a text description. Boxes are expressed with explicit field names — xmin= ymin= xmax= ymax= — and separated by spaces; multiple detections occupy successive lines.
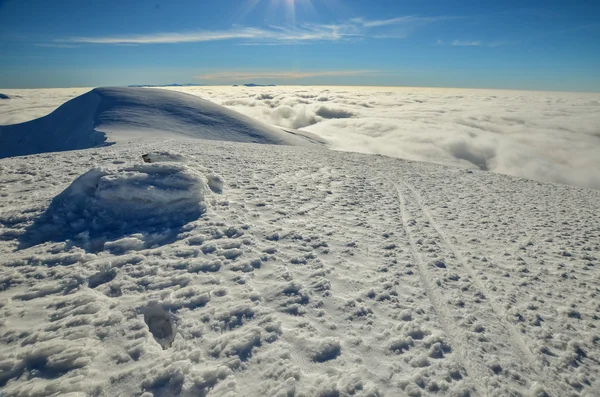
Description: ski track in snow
xmin=402 ymin=180 xmax=539 ymax=366
xmin=0 ymin=140 xmax=599 ymax=397
xmin=396 ymin=182 xmax=486 ymax=396
xmin=395 ymin=180 xmax=572 ymax=396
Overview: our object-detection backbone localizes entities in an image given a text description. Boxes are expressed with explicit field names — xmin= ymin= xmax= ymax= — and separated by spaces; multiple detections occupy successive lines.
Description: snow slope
xmin=0 ymin=87 xmax=324 ymax=159
xmin=0 ymin=139 xmax=599 ymax=397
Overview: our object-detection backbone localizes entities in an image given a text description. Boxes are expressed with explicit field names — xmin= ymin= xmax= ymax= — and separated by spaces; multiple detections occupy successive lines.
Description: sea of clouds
xmin=186 ymin=86 xmax=600 ymax=190
xmin=2 ymin=86 xmax=599 ymax=189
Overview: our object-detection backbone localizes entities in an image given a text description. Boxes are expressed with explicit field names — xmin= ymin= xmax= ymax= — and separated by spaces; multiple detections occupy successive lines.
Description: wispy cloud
xmin=356 ymin=15 xmax=461 ymax=28
xmin=451 ymin=40 xmax=482 ymax=46
xmin=53 ymin=16 xmax=458 ymax=46
xmin=56 ymin=28 xmax=279 ymax=45
xmin=34 ymin=43 xmax=79 ymax=48
xmin=54 ymin=25 xmax=363 ymax=45
xmin=196 ymin=70 xmax=378 ymax=81
xmin=436 ymin=39 xmax=505 ymax=47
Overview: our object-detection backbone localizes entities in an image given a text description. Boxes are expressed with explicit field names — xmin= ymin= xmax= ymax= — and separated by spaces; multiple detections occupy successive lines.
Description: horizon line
xmin=1 ymin=83 xmax=599 ymax=94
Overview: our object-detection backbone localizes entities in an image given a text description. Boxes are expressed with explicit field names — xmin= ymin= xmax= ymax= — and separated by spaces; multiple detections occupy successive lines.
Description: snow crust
xmin=1 ymin=139 xmax=599 ymax=397
xmin=0 ymin=87 xmax=324 ymax=159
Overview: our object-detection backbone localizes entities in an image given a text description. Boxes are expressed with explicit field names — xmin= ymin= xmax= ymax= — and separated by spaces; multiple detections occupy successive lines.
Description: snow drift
xmin=0 ymin=87 xmax=324 ymax=159
xmin=19 ymin=161 xmax=208 ymax=252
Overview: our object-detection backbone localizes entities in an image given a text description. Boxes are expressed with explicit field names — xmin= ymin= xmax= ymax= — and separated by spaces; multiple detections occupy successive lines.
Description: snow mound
xmin=19 ymin=163 xmax=207 ymax=251
xmin=0 ymin=87 xmax=325 ymax=159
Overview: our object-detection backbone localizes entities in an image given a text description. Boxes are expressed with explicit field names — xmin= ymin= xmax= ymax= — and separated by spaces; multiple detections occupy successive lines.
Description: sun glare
xmin=239 ymin=0 xmax=316 ymax=25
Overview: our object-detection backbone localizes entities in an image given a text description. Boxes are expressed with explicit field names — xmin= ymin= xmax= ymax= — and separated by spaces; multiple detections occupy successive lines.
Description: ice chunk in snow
xmin=207 ymin=173 xmax=224 ymax=194
xmin=138 ymin=151 xmax=225 ymax=194
xmin=19 ymin=163 xmax=207 ymax=251
xmin=141 ymin=151 xmax=187 ymax=163
xmin=142 ymin=305 xmax=177 ymax=350
xmin=311 ymin=338 xmax=341 ymax=362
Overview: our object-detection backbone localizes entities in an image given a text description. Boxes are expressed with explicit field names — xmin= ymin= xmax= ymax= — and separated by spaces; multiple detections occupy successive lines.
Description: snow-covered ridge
xmin=0 ymin=87 xmax=325 ymax=159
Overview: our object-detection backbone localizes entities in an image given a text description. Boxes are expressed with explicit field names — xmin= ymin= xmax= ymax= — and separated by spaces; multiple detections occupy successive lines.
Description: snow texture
xmin=0 ymin=87 xmax=324 ymax=159
xmin=1 ymin=137 xmax=599 ymax=397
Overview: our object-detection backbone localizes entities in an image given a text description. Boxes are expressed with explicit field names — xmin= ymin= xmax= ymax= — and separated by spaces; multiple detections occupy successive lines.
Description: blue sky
xmin=0 ymin=0 xmax=599 ymax=91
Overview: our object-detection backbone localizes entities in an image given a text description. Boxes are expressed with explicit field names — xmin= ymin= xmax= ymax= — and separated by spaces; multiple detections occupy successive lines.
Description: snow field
xmin=0 ymin=140 xmax=598 ymax=396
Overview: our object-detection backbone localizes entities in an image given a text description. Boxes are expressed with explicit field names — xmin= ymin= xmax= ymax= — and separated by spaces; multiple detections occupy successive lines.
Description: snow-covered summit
xmin=0 ymin=87 xmax=325 ymax=159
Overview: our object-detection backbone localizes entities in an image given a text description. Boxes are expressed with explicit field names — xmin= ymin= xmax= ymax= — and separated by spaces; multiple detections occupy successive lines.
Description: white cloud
xmin=53 ymin=24 xmax=362 ymax=45
xmin=56 ymin=28 xmax=284 ymax=45
xmin=359 ymin=15 xmax=460 ymax=28
xmin=34 ymin=43 xmax=80 ymax=48
xmin=159 ymin=86 xmax=600 ymax=190
xmin=7 ymin=86 xmax=596 ymax=189
xmin=442 ymin=40 xmax=505 ymax=47
xmin=52 ymin=16 xmax=458 ymax=45
xmin=451 ymin=40 xmax=482 ymax=46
